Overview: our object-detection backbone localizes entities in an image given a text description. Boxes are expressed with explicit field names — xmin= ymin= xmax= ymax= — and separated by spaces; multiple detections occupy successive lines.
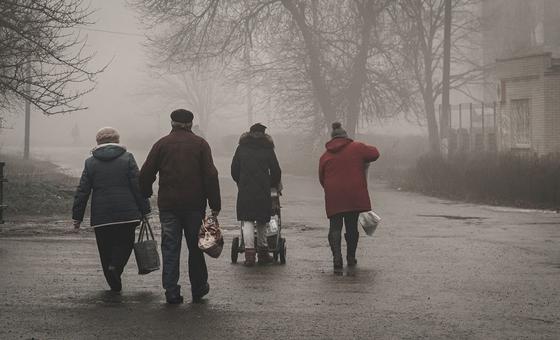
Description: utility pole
xmin=24 ymin=62 xmax=31 ymax=160
xmin=440 ymin=0 xmax=452 ymax=155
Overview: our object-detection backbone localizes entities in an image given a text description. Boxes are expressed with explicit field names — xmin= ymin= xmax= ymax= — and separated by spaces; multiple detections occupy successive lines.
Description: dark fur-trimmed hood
xmin=239 ymin=132 xmax=275 ymax=149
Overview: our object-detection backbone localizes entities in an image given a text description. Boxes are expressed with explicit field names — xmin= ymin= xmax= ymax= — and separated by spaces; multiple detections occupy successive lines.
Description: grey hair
xmin=171 ymin=121 xmax=193 ymax=129
xmin=96 ymin=127 xmax=120 ymax=144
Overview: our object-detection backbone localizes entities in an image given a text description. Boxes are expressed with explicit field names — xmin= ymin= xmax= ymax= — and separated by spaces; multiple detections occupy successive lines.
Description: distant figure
xmin=71 ymin=123 xmax=81 ymax=145
xmin=231 ymin=123 xmax=282 ymax=266
xmin=139 ymin=109 xmax=221 ymax=304
xmin=72 ymin=127 xmax=151 ymax=292
xmin=319 ymin=122 xmax=380 ymax=274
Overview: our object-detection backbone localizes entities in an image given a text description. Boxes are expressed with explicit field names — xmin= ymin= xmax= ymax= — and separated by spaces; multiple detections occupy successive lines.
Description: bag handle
xmin=137 ymin=218 xmax=155 ymax=242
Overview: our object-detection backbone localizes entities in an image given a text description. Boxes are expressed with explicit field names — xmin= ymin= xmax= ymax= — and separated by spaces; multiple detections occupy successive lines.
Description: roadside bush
xmin=401 ymin=152 xmax=560 ymax=209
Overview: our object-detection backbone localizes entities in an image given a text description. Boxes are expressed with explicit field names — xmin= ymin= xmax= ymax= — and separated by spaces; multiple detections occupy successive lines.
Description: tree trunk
xmin=344 ymin=1 xmax=375 ymax=138
xmin=423 ymin=90 xmax=440 ymax=154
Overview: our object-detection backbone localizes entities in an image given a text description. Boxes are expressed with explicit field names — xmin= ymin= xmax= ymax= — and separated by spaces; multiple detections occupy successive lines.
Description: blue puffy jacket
xmin=72 ymin=144 xmax=150 ymax=227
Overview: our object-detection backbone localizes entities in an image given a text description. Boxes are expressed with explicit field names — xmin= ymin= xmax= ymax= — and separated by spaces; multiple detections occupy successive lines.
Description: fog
xmin=4 ymin=0 xmax=558 ymax=172
xmin=0 ymin=0 xmax=425 ymax=170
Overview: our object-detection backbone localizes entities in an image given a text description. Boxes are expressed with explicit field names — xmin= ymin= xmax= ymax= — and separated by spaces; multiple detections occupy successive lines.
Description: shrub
xmin=401 ymin=152 xmax=560 ymax=209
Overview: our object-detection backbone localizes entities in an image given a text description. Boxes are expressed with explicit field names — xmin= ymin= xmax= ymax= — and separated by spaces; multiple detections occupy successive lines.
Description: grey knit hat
xmin=96 ymin=127 xmax=120 ymax=144
xmin=330 ymin=122 xmax=348 ymax=138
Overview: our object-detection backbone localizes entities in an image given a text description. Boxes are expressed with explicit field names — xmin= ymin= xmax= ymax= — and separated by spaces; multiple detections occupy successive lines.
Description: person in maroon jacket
xmin=139 ymin=109 xmax=221 ymax=304
xmin=319 ymin=122 xmax=380 ymax=274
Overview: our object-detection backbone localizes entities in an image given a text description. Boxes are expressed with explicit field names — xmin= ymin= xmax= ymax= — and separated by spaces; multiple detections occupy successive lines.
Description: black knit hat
xmin=170 ymin=109 xmax=194 ymax=123
xmin=331 ymin=122 xmax=348 ymax=138
xmin=250 ymin=122 xmax=267 ymax=133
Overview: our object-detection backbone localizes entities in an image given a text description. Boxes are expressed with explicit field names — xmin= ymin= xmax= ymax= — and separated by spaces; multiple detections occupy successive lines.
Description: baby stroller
xmin=231 ymin=188 xmax=286 ymax=264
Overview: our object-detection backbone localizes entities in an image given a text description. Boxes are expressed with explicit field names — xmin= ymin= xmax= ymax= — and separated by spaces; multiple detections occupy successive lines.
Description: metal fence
xmin=440 ymin=102 xmax=499 ymax=155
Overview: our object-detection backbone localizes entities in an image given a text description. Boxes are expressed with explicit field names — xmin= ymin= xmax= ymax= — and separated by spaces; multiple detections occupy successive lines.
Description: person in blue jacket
xmin=72 ymin=127 xmax=150 ymax=292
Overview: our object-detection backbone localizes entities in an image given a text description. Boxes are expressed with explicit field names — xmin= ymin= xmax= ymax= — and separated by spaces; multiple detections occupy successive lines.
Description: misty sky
xmin=0 ymin=0 xmax=423 ymax=155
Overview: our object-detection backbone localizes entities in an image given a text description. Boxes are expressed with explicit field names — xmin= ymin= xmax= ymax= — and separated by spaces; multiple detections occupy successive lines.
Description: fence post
xmin=0 ymin=162 xmax=6 ymax=224
xmin=482 ymin=102 xmax=485 ymax=152
xmin=493 ymin=101 xmax=497 ymax=154
xmin=459 ymin=104 xmax=462 ymax=130
xmin=470 ymin=103 xmax=473 ymax=151
xmin=449 ymin=104 xmax=452 ymax=130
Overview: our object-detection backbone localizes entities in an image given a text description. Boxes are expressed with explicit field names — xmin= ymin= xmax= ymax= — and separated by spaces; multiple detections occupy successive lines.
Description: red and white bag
xmin=198 ymin=215 xmax=224 ymax=258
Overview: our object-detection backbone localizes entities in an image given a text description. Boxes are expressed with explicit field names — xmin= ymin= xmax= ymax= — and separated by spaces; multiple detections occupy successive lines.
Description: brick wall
xmin=496 ymin=53 xmax=560 ymax=155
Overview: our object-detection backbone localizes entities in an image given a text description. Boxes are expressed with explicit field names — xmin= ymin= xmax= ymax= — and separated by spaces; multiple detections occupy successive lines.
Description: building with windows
xmin=481 ymin=0 xmax=560 ymax=155
xmin=495 ymin=52 xmax=560 ymax=155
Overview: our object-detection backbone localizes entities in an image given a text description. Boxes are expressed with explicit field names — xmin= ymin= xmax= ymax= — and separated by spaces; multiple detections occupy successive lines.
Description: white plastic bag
xmin=266 ymin=215 xmax=279 ymax=236
xmin=358 ymin=211 xmax=381 ymax=236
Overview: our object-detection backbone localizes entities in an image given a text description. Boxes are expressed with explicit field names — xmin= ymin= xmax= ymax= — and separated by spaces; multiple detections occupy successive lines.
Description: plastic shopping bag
xmin=198 ymin=215 xmax=224 ymax=258
xmin=358 ymin=211 xmax=381 ymax=236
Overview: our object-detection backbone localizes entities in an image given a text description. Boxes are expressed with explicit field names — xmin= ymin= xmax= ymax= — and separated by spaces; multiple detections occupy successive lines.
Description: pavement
xmin=1 ymin=175 xmax=559 ymax=339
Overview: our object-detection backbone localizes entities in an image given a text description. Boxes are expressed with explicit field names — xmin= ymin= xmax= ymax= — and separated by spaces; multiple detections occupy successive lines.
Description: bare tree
xmin=139 ymin=68 xmax=232 ymax=134
xmin=0 ymin=0 xmax=103 ymax=115
xmin=388 ymin=0 xmax=482 ymax=154
xmin=133 ymin=0 xmax=407 ymax=137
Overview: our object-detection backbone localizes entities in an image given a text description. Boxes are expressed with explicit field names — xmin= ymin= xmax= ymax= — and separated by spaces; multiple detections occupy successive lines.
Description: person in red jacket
xmin=319 ymin=122 xmax=380 ymax=274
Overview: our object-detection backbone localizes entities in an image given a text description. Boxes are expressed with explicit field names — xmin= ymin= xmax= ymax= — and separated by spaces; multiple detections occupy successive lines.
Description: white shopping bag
xmin=358 ymin=211 xmax=381 ymax=236
xmin=266 ymin=215 xmax=279 ymax=236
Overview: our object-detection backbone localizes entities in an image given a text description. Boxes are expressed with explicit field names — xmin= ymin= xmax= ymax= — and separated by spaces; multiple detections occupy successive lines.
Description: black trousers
xmin=94 ymin=222 xmax=138 ymax=289
xmin=328 ymin=212 xmax=360 ymax=258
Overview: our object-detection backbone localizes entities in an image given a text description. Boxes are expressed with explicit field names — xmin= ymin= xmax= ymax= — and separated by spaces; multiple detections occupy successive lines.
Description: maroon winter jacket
xmin=319 ymin=138 xmax=380 ymax=218
xmin=139 ymin=127 xmax=221 ymax=213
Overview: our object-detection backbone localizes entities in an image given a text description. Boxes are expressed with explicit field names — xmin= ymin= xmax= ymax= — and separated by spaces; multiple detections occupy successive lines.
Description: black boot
xmin=328 ymin=232 xmax=343 ymax=275
xmin=345 ymin=233 xmax=359 ymax=267
xmin=107 ymin=265 xmax=122 ymax=292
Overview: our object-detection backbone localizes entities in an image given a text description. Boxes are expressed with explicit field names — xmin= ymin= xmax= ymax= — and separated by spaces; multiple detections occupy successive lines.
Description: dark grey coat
xmin=72 ymin=144 xmax=151 ymax=227
xmin=231 ymin=132 xmax=281 ymax=223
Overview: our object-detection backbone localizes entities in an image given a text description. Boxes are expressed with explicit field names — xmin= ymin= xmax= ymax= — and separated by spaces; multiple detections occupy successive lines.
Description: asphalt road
xmin=1 ymin=175 xmax=559 ymax=339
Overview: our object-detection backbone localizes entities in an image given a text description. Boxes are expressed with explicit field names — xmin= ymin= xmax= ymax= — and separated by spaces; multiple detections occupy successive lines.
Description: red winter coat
xmin=319 ymin=138 xmax=380 ymax=218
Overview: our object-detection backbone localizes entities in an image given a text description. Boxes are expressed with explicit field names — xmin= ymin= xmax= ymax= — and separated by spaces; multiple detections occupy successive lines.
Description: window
xmin=510 ymin=99 xmax=531 ymax=147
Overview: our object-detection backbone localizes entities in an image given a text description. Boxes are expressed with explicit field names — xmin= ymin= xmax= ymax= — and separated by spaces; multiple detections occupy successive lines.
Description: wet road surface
xmin=1 ymin=175 xmax=559 ymax=339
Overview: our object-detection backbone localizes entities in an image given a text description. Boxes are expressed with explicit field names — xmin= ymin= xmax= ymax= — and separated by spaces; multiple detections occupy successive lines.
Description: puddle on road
xmin=417 ymin=214 xmax=486 ymax=221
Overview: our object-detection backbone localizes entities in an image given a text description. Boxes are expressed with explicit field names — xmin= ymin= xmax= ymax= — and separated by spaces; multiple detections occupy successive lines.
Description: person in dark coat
xmin=139 ymin=109 xmax=221 ymax=304
xmin=231 ymin=123 xmax=282 ymax=266
xmin=319 ymin=122 xmax=380 ymax=274
xmin=73 ymin=127 xmax=151 ymax=292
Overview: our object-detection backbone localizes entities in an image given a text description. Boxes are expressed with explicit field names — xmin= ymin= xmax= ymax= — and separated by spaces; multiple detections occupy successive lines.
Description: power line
xmin=77 ymin=26 xmax=145 ymax=38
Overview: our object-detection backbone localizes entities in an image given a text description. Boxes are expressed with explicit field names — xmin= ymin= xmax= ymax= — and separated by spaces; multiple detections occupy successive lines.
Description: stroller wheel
xmin=231 ymin=237 xmax=240 ymax=264
xmin=279 ymin=237 xmax=286 ymax=264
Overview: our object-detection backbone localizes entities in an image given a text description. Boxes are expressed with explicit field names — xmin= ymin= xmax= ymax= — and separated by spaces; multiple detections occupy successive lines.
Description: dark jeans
xmin=159 ymin=210 xmax=207 ymax=299
xmin=328 ymin=212 xmax=360 ymax=259
xmin=94 ymin=222 xmax=138 ymax=290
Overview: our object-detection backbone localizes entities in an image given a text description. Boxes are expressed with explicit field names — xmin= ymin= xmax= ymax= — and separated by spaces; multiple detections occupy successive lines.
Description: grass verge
xmin=1 ymin=154 xmax=76 ymax=218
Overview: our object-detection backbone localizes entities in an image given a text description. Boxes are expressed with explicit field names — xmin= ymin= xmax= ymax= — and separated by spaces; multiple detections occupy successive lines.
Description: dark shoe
xmin=257 ymin=247 xmax=273 ymax=265
xmin=192 ymin=282 xmax=210 ymax=303
xmin=328 ymin=232 xmax=343 ymax=275
xmin=166 ymin=295 xmax=184 ymax=304
xmin=333 ymin=255 xmax=343 ymax=275
xmin=244 ymin=248 xmax=256 ymax=267
xmin=107 ymin=266 xmax=122 ymax=292
xmin=345 ymin=232 xmax=359 ymax=267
